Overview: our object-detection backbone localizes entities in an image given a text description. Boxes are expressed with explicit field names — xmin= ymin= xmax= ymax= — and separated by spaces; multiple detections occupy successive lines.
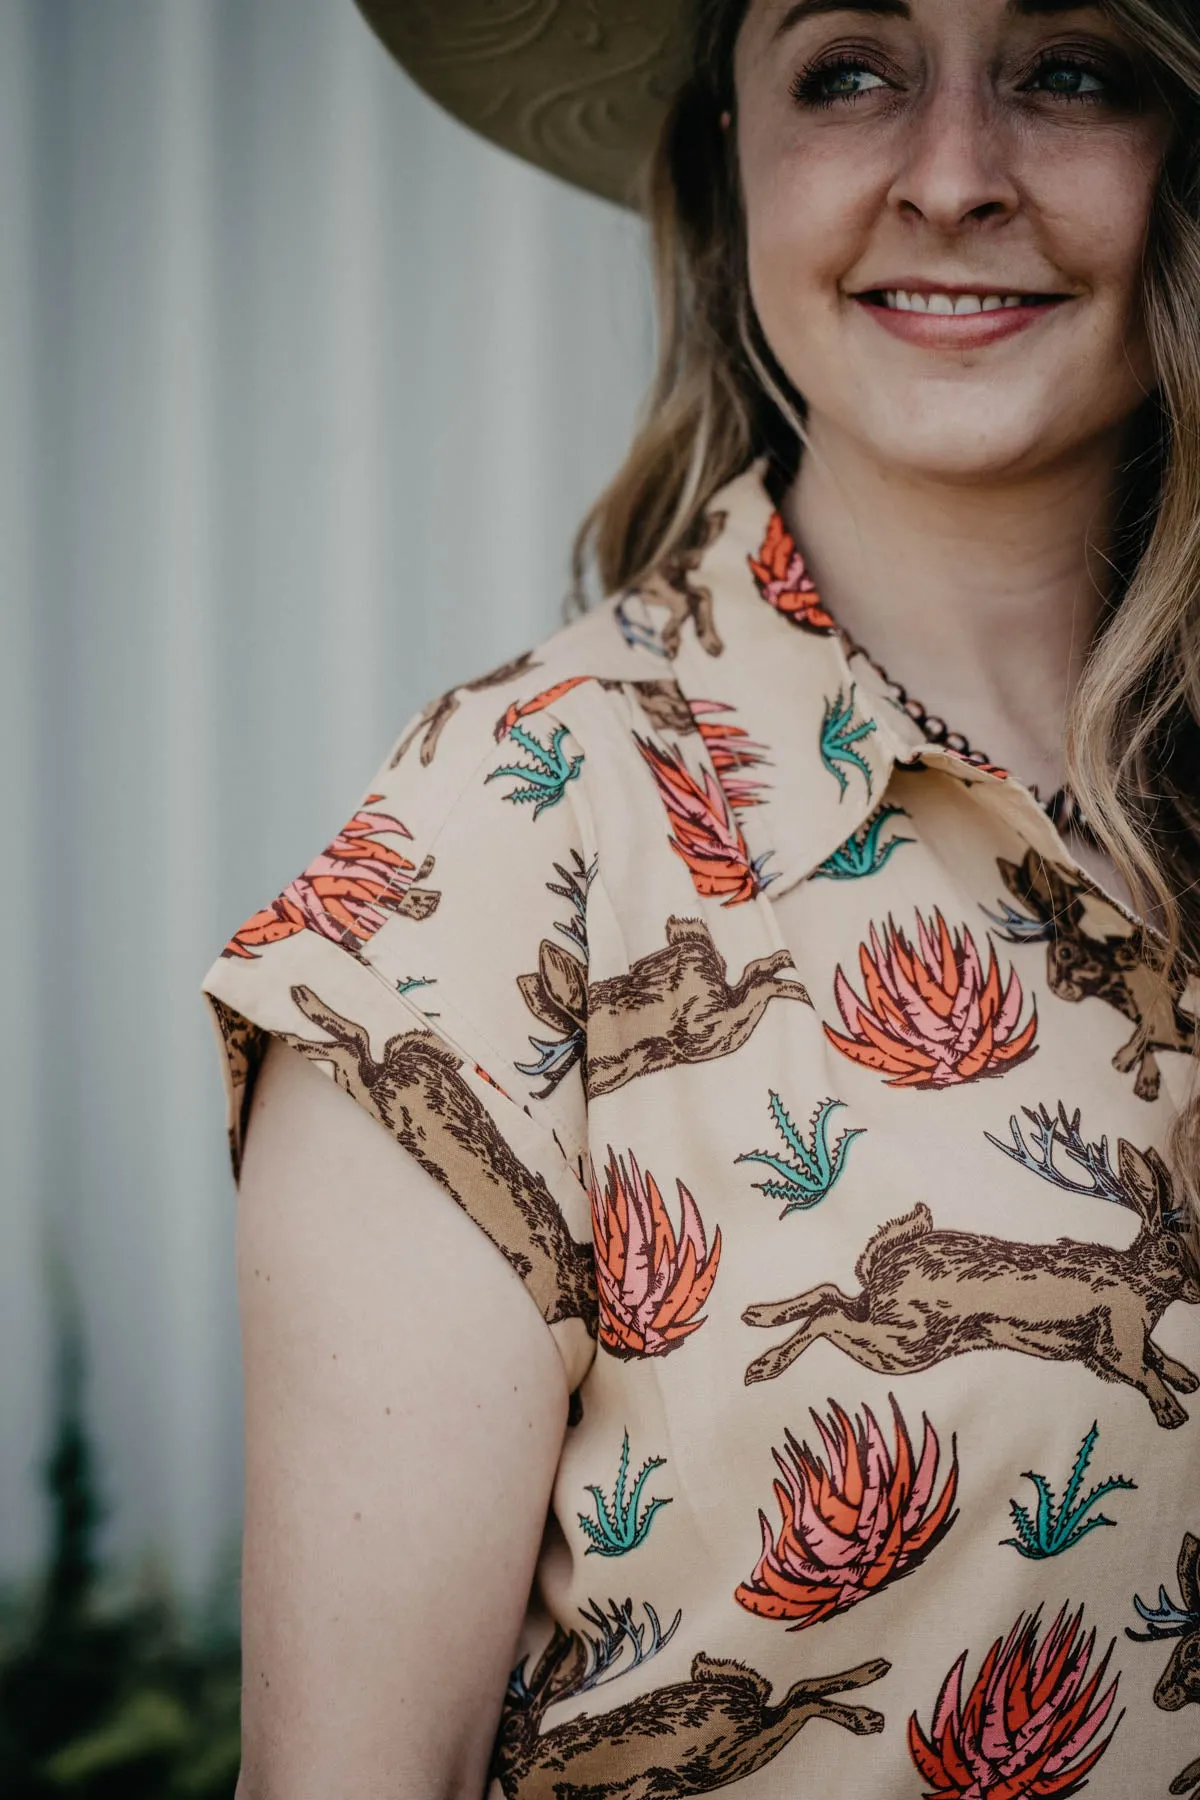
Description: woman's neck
xmin=782 ymin=418 xmax=1129 ymax=802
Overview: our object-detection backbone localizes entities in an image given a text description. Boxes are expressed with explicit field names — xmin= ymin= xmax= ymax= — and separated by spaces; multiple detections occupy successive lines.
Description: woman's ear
xmin=720 ymin=109 xmax=732 ymax=132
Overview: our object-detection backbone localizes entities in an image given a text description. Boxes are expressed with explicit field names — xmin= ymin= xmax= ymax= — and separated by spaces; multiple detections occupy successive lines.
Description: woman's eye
xmin=1023 ymin=57 xmax=1119 ymax=104
xmin=790 ymin=58 xmax=889 ymax=111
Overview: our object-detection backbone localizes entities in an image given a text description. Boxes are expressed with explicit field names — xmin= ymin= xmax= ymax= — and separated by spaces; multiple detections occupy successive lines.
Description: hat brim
xmin=353 ymin=2 xmax=690 ymax=209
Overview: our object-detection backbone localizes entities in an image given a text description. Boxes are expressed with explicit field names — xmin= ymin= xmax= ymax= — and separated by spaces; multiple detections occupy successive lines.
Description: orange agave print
xmin=908 ymin=1603 xmax=1122 ymax=1797
xmin=635 ymin=735 xmax=767 ymax=906
xmin=748 ymin=513 xmax=836 ymax=633
xmin=735 ymin=1395 xmax=959 ymax=1630
xmin=687 ymin=698 xmax=770 ymax=812
xmin=222 ymin=798 xmax=433 ymax=960
xmin=825 ymin=908 xmax=1038 ymax=1087
xmin=590 ymin=1147 xmax=722 ymax=1358
xmin=493 ymin=675 xmax=594 ymax=741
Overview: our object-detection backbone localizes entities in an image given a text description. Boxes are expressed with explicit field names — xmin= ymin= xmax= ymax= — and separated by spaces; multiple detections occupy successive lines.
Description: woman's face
xmin=734 ymin=0 xmax=1177 ymax=481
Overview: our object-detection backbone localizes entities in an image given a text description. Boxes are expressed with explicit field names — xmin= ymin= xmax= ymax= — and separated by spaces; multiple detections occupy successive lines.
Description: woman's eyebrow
xmin=774 ymin=0 xmax=1102 ymax=36
xmin=774 ymin=0 xmax=908 ymax=30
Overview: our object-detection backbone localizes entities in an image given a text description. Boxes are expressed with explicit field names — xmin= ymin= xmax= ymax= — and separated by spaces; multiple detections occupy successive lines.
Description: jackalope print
xmin=615 ymin=509 xmax=730 ymax=660
xmin=1128 ymin=1532 xmax=1200 ymax=1795
xmin=520 ymin=913 xmax=811 ymax=1101
xmin=514 ymin=851 xmax=594 ymax=1100
xmin=388 ymin=649 xmax=542 ymax=768
xmin=274 ymin=984 xmax=597 ymax=1335
xmin=741 ymin=1134 xmax=1200 ymax=1427
xmin=490 ymin=1595 xmax=889 ymax=1800
xmin=989 ymin=848 xmax=1196 ymax=1100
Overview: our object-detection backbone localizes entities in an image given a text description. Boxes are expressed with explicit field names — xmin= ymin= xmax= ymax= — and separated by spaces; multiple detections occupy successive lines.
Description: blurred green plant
xmin=0 ymin=1283 xmax=241 ymax=1798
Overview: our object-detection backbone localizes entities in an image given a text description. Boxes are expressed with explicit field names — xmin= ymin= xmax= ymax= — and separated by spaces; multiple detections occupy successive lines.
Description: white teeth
xmin=883 ymin=290 xmax=1028 ymax=314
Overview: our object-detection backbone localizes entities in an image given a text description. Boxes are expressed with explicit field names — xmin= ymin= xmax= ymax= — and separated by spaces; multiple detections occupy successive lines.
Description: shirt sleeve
xmin=200 ymin=666 xmax=597 ymax=1393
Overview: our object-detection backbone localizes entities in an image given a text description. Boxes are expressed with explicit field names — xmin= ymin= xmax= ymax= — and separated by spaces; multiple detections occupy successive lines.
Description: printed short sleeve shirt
xmin=201 ymin=462 xmax=1200 ymax=1800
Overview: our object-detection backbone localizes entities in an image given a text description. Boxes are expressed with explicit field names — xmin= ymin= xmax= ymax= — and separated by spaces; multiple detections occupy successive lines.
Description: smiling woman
xmin=201 ymin=2 xmax=1200 ymax=1796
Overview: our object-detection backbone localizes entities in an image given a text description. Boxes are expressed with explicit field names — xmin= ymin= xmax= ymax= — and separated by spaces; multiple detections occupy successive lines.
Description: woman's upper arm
xmin=235 ymin=1035 xmax=569 ymax=1800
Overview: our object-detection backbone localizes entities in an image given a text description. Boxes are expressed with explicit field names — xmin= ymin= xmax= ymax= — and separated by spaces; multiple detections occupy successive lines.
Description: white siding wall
xmin=0 ymin=0 xmax=653 ymax=1597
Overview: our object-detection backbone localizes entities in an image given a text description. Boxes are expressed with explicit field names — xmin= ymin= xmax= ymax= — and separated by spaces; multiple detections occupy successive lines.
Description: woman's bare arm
xmin=234 ymin=1037 xmax=569 ymax=1800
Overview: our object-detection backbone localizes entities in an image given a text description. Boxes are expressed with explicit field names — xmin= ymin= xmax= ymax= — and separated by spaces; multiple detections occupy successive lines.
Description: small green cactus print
xmin=486 ymin=722 xmax=583 ymax=819
xmin=1001 ymin=1422 xmax=1136 ymax=1560
xmin=812 ymin=805 xmax=913 ymax=880
xmin=736 ymin=1092 xmax=864 ymax=1216
xmin=819 ymin=685 xmax=876 ymax=800
xmin=395 ymin=975 xmax=439 ymax=1016
xmin=578 ymin=1430 xmax=672 ymax=1557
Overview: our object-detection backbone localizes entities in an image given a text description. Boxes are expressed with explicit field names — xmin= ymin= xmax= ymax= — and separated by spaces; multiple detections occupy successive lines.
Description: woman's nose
xmin=886 ymin=78 xmax=1021 ymax=231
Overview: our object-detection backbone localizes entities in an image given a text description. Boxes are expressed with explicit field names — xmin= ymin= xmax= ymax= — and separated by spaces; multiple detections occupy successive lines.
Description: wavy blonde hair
xmin=573 ymin=0 xmax=1200 ymax=1209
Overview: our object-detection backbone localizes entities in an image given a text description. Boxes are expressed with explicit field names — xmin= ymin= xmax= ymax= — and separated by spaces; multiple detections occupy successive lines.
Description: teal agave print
xmin=819 ymin=686 xmax=877 ymax=799
xmin=486 ymin=722 xmax=583 ymax=819
xmin=736 ymin=1092 xmax=864 ymax=1216
xmin=812 ymin=805 xmax=913 ymax=880
xmin=578 ymin=1430 xmax=672 ymax=1557
xmin=395 ymin=974 xmax=438 ymax=1016
xmin=1001 ymin=1422 xmax=1136 ymax=1560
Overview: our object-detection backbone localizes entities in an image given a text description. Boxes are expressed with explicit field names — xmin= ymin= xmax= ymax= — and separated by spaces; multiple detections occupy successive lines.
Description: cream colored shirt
xmin=203 ymin=462 xmax=1200 ymax=1799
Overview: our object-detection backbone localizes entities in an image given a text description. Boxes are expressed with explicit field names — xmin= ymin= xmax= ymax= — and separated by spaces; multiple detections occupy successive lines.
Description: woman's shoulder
xmin=198 ymin=596 xmax=665 ymax=1215
xmin=379 ymin=587 xmax=690 ymax=798
xmin=215 ymin=593 xmax=663 ymax=961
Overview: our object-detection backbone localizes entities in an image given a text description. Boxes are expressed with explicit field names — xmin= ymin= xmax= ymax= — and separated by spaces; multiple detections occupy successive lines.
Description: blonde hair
xmin=573 ymin=0 xmax=1200 ymax=1206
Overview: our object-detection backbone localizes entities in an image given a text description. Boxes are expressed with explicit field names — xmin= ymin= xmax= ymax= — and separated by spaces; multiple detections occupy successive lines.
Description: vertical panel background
xmin=1 ymin=0 xmax=653 ymax=1596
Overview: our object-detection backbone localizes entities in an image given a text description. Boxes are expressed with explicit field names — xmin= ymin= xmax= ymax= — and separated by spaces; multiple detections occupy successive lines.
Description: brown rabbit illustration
xmin=619 ymin=510 xmax=729 ymax=660
xmin=389 ymin=649 xmax=542 ymax=767
xmin=276 ymin=985 xmax=597 ymax=1335
xmin=519 ymin=914 xmax=810 ymax=1099
xmin=491 ymin=1597 xmax=888 ymax=1799
xmin=743 ymin=1138 xmax=1200 ymax=1428
xmin=992 ymin=849 xmax=1195 ymax=1100
xmin=1127 ymin=1532 xmax=1200 ymax=1793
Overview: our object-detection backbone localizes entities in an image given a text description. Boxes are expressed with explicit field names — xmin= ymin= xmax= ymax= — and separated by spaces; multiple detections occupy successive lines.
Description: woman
xmin=202 ymin=1 xmax=1200 ymax=1795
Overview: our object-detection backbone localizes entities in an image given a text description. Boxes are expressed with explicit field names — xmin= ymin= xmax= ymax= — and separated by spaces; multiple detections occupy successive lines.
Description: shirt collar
xmin=652 ymin=459 xmax=1013 ymax=901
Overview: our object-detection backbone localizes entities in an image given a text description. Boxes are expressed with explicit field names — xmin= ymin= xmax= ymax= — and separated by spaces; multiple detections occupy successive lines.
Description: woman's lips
xmin=853 ymin=293 xmax=1070 ymax=349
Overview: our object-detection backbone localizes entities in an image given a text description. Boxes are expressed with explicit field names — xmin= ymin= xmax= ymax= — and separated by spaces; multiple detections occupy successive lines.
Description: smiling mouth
xmin=857 ymin=290 xmax=1068 ymax=315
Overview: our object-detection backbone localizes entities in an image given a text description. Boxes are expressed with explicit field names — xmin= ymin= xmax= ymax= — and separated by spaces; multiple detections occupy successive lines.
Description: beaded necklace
xmin=851 ymin=642 xmax=1102 ymax=849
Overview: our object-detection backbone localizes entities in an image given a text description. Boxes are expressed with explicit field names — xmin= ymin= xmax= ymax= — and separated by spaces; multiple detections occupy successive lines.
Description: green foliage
xmin=486 ymin=723 xmax=584 ymax=818
xmin=812 ymin=806 xmax=913 ymax=880
xmin=736 ymin=1092 xmax=865 ymax=1216
xmin=1001 ymin=1421 xmax=1137 ymax=1560
xmin=819 ymin=686 xmax=876 ymax=799
xmin=0 ymin=1295 xmax=241 ymax=1798
xmin=578 ymin=1431 xmax=671 ymax=1557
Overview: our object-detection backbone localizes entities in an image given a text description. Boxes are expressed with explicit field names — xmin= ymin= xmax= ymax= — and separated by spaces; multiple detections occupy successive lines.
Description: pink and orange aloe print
xmin=748 ymin=513 xmax=837 ymax=634
xmin=590 ymin=1148 xmax=722 ymax=1358
xmin=222 ymin=798 xmax=432 ymax=960
xmin=635 ymin=735 xmax=762 ymax=907
xmin=493 ymin=675 xmax=593 ymax=741
xmin=908 ymin=1603 xmax=1123 ymax=1797
xmin=825 ymin=908 xmax=1038 ymax=1087
xmin=687 ymin=698 xmax=770 ymax=812
xmin=735 ymin=1396 xmax=959 ymax=1630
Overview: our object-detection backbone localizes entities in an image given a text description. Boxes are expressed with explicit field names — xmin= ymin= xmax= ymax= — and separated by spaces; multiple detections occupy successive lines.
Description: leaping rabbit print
xmin=742 ymin=1137 xmax=1200 ymax=1426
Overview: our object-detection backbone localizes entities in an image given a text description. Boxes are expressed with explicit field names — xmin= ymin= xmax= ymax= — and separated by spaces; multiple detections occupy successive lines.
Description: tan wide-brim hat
xmin=353 ymin=2 xmax=691 ymax=209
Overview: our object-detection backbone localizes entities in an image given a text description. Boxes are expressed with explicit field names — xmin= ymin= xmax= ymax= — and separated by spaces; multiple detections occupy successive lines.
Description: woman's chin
xmin=828 ymin=404 xmax=1089 ymax=484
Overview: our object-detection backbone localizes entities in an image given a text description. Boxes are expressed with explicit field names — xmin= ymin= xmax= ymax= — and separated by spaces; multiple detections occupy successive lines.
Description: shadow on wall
xmin=0 ymin=1283 xmax=241 ymax=1800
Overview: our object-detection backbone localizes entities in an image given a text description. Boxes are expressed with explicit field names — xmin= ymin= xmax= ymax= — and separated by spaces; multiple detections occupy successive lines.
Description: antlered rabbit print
xmin=203 ymin=463 xmax=1200 ymax=1796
